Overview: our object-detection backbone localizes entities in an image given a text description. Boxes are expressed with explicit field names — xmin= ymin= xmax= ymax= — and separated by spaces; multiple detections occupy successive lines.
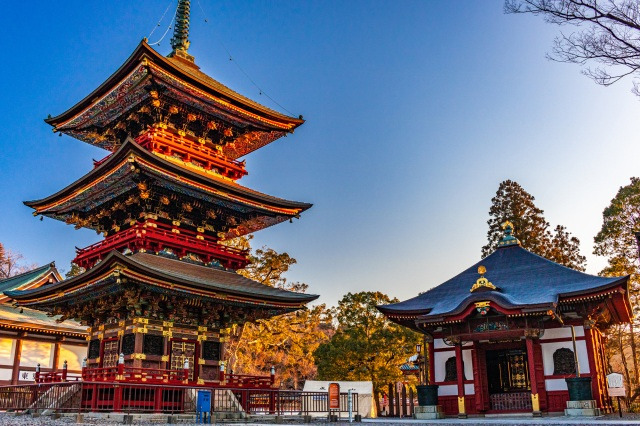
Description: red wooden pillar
xmin=11 ymin=333 xmax=25 ymax=385
xmin=526 ymin=337 xmax=541 ymax=416
xmin=472 ymin=342 xmax=489 ymax=412
xmin=455 ymin=344 xmax=466 ymax=418
xmin=584 ymin=327 xmax=603 ymax=408
xmin=427 ymin=340 xmax=435 ymax=385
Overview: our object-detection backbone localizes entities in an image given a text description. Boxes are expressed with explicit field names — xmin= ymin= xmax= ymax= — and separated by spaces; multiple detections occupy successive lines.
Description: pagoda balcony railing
xmin=81 ymin=366 xmax=188 ymax=384
xmin=136 ymin=127 xmax=247 ymax=180
xmin=74 ymin=221 xmax=248 ymax=269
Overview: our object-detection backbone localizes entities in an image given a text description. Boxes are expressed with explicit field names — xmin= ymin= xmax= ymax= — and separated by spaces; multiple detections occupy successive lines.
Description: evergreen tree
xmin=482 ymin=180 xmax=586 ymax=271
xmin=594 ymin=177 xmax=640 ymax=401
xmin=314 ymin=291 xmax=420 ymax=415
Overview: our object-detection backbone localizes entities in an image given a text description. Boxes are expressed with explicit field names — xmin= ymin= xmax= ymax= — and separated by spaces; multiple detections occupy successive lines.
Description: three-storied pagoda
xmin=7 ymin=0 xmax=317 ymax=387
xmin=378 ymin=223 xmax=631 ymax=417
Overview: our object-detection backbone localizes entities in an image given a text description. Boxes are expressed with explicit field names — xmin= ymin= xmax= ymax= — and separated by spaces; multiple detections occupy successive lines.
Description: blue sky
xmin=1 ymin=1 xmax=639 ymax=307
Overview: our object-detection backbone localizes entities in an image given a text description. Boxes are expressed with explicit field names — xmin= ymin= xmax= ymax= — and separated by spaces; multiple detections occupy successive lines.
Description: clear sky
xmin=1 ymin=1 xmax=639 ymax=307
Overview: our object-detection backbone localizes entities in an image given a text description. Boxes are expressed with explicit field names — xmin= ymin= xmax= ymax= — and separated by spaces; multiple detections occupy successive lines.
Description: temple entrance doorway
xmin=485 ymin=346 xmax=532 ymax=411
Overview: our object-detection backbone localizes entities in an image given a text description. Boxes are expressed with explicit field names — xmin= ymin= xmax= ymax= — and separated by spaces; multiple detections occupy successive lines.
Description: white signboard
xmin=607 ymin=373 xmax=626 ymax=397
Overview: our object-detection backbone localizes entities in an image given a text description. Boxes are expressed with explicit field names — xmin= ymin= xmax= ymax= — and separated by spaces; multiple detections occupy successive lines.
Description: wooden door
xmin=170 ymin=339 xmax=198 ymax=381
xmin=101 ymin=338 xmax=120 ymax=368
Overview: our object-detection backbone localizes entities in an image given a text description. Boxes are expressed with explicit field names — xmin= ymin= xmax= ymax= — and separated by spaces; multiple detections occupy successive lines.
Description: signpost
xmin=328 ymin=382 xmax=340 ymax=422
xmin=607 ymin=373 xmax=626 ymax=418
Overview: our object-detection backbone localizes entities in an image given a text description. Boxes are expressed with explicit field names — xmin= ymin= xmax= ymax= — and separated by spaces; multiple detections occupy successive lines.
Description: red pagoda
xmin=7 ymin=0 xmax=317 ymax=397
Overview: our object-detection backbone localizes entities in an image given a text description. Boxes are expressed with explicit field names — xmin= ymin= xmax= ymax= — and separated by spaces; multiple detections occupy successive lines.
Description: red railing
xmin=136 ymin=127 xmax=247 ymax=180
xmin=81 ymin=366 xmax=188 ymax=384
xmin=74 ymin=220 xmax=248 ymax=269
xmin=0 ymin=382 xmax=359 ymax=416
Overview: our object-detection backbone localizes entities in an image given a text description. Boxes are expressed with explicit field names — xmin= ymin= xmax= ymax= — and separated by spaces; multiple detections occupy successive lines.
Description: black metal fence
xmin=0 ymin=382 xmax=358 ymax=416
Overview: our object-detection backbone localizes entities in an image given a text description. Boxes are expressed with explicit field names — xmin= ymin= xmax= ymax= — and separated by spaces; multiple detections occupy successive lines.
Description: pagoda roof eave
xmin=0 ymin=263 xmax=61 ymax=294
xmin=45 ymin=40 xmax=304 ymax=131
xmin=24 ymin=137 xmax=312 ymax=215
xmin=5 ymin=250 xmax=318 ymax=307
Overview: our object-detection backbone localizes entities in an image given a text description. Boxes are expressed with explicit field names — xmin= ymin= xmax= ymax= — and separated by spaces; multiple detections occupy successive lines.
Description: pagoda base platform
xmin=414 ymin=405 xmax=445 ymax=419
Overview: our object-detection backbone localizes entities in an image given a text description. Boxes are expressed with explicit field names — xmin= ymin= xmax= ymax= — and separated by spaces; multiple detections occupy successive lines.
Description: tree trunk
xmin=629 ymin=322 xmax=639 ymax=386
xmin=373 ymin=389 xmax=380 ymax=417
xmin=619 ymin=327 xmax=632 ymax=401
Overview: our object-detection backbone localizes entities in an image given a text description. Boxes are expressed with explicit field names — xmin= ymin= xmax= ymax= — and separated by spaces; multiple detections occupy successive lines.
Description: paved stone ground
xmin=2 ymin=413 xmax=640 ymax=425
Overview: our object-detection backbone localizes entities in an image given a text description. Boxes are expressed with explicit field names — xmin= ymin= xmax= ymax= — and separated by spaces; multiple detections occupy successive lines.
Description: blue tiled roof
xmin=378 ymin=245 xmax=627 ymax=319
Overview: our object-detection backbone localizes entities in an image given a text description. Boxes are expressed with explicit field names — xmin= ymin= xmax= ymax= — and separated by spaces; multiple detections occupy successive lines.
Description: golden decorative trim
xmin=87 ymin=327 xmax=93 ymax=333
xmin=163 ymin=321 xmax=174 ymax=328
xmin=197 ymin=378 xmax=205 ymax=385
xmin=197 ymin=335 xmax=207 ymax=341
xmin=474 ymin=301 xmax=490 ymax=309
xmin=198 ymin=358 xmax=205 ymax=365
xmin=134 ymin=318 xmax=149 ymax=325
xmin=132 ymin=353 xmax=147 ymax=360
xmin=119 ymin=320 xmax=126 ymax=327
xmin=457 ymin=396 xmax=466 ymax=414
xmin=98 ymin=324 xmax=105 ymax=331
xmin=161 ymin=355 xmax=169 ymax=362
xmin=117 ymin=330 xmax=124 ymax=336
xmin=219 ymin=337 xmax=227 ymax=343
xmin=163 ymin=330 xmax=173 ymax=337
xmin=98 ymin=333 xmax=104 ymax=340
xmin=133 ymin=327 xmax=148 ymax=334
xmin=531 ymin=393 xmax=540 ymax=412
xmin=198 ymin=326 xmax=208 ymax=332
xmin=470 ymin=266 xmax=496 ymax=292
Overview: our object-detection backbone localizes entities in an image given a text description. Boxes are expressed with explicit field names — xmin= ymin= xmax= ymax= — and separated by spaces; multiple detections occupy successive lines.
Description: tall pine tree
xmin=482 ymin=180 xmax=586 ymax=271
xmin=593 ymin=177 xmax=640 ymax=401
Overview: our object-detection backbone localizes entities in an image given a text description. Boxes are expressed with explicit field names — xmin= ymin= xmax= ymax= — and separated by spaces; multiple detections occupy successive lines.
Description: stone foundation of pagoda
xmin=74 ymin=218 xmax=248 ymax=270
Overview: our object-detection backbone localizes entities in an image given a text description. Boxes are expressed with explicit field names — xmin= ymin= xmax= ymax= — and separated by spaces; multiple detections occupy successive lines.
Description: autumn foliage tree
xmin=593 ymin=177 xmax=640 ymax=402
xmin=314 ymin=292 xmax=421 ymax=415
xmin=223 ymin=239 xmax=332 ymax=389
xmin=482 ymin=180 xmax=586 ymax=270
xmin=0 ymin=243 xmax=30 ymax=279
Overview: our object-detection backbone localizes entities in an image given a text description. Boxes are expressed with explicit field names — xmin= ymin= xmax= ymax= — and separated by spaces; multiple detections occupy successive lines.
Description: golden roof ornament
xmin=498 ymin=220 xmax=521 ymax=247
xmin=470 ymin=265 xmax=496 ymax=292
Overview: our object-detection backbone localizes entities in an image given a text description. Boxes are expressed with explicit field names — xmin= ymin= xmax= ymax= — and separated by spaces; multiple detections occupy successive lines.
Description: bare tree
xmin=505 ymin=0 xmax=640 ymax=96
xmin=0 ymin=243 xmax=29 ymax=279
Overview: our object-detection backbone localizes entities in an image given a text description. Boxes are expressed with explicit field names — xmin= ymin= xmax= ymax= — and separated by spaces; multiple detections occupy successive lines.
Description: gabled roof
xmin=5 ymin=250 xmax=318 ymax=308
xmin=0 ymin=263 xmax=61 ymax=301
xmin=377 ymin=244 xmax=630 ymax=322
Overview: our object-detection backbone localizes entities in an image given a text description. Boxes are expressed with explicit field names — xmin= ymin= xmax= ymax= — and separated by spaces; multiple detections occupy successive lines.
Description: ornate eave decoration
xmin=470 ymin=265 xmax=496 ymax=292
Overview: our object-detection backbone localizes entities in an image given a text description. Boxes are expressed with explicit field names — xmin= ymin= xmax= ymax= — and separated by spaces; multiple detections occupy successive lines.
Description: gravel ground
xmin=2 ymin=413 xmax=640 ymax=426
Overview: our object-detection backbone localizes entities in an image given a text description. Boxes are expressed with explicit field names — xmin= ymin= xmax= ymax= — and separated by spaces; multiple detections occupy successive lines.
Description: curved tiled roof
xmin=378 ymin=245 xmax=628 ymax=319
xmin=6 ymin=250 xmax=318 ymax=306
xmin=0 ymin=263 xmax=60 ymax=294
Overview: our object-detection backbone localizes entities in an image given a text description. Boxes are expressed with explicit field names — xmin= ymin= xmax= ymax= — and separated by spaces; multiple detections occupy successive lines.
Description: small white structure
xmin=302 ymin=380 xmax=375 ymax=418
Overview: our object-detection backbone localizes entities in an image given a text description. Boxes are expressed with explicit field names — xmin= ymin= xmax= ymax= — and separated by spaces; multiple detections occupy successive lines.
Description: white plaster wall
xmin=0 ymin=339 xmax=15 ymax=365
xmin=463 ymin=349 xmax=473 ymax=385
xmin=541 ymin=340 xmax=589 ymax=375
xmin=465 ymin=383 xmax=475 ymax=395
xmin=545 ymin=378 xmax=568 ymax=391
xmin=438 ymin=384 xmax=458 ymax=396
xmin=541 ymin=326 xmax=584 ymax=340
xmin=0 ymin=367 xmax=11 ymax=381
xmin=60 ymin=344 xmax=87 ymax=371
xmin=434 ymin=349 xmax=454 ymax=382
